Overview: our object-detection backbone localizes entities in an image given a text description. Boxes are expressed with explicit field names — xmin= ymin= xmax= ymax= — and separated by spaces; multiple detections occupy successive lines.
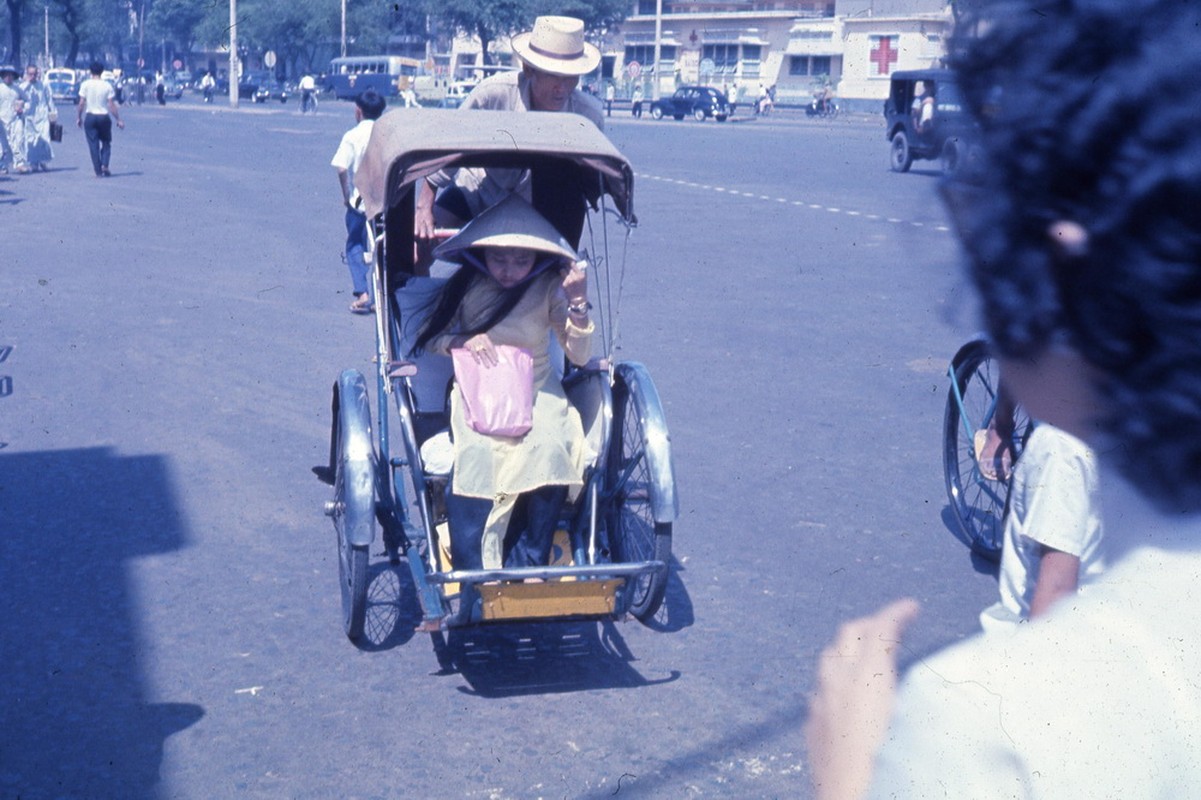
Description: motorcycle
xmin=805 ymin=96 xmax=839 ymax=118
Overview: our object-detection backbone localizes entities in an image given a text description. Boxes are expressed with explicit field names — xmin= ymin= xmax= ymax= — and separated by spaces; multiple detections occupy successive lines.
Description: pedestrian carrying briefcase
xmin=49 ymin=121 xmax=63 ymax=142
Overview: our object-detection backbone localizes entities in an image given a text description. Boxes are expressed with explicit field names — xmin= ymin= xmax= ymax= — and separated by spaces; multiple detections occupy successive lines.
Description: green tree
xmin=426 ymin=0 xmax=628 ymax=66
xmin=51 ymin=0 xmax=87 ymax=67
xmin=146 ymin=0 xmax=206 ymax=59
xmin=534 ymin=0 xmax=628 ymax=34
xmin=5 ymin=0 xmax=25 ymax=65
xmin=428 ymin=0 xmax=527 ymax=65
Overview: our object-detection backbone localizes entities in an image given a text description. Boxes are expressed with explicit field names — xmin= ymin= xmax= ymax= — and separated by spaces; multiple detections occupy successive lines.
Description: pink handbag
xmin=451 ymin=345 xmax=535 ymax=437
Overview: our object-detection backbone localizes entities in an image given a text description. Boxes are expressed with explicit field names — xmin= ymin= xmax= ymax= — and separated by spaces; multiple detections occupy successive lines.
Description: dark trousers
xmin=446 ymin=484 xmax=567 ymax=571
xmin=343 ymin=207 xmax=370 ymax=296
xmin=83 ymin=114 xmax=112 ymax=175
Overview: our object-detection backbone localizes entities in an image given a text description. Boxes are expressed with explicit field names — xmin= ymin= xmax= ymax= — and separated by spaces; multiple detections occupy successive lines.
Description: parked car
xmin=648 ymin=86 xmax=733 ymax=121
xmin=238 ymin=71 xmax=274 ymax=100
xmin=159 ymin=75 xmax=184 ymax=100
xmin=883 ymin=69 xmax=978 ymax=175
xmin=254 ymin=77 xmax=289 ymax=103
xmin=440 ymin=81 xmax=475 ymax=108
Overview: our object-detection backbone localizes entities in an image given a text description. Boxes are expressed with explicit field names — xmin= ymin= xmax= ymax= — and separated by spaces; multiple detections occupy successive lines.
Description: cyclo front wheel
xmin=330 ymin=371 xmax=375 ymax=640
xmin=605 ymin=368 xmax=672 ymax=620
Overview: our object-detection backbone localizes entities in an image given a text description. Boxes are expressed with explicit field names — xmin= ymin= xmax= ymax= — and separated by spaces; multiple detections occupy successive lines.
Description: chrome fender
xmin=615 ymin=362 xmax=679 ymax=523
xmin=333 ymin=369 xmax=377 ymax=548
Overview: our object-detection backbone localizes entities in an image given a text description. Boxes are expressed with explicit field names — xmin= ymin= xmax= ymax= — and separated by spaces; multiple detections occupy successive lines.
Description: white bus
xmin=326 ymin=55 xmax=431 ymax=100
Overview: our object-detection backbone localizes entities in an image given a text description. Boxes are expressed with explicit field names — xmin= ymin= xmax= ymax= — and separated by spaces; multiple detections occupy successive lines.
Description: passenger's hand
xmin=805 ymin=597 xmax=920 ymax=800
xmin=462 ymin=334 xmax=498 ymax=367
xmin=560 ymin=258 xmax=588 ymax=305
xmin=414 ymin=204 xmax=436 ymax=239
xmin=414 ymin=178 xmax=437 ymax=239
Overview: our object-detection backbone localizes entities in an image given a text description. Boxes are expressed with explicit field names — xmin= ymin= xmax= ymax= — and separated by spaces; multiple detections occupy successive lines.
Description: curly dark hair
xmin=949 ymin=0 xmax=1201 ymax=511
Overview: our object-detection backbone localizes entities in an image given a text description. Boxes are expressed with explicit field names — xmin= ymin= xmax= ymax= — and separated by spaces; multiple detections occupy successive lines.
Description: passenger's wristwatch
xmin=567 ymin=300 xmax=592 ymax=316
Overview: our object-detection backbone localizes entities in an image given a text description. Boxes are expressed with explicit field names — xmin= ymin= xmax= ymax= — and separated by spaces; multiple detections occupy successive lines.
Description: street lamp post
xmin=652 ymin=0 xmax=662 ymax=100
xmin=229 ymin=0 xmax=239 ymax=107
xmin=341 ymin=0 xmax=347 ymax=58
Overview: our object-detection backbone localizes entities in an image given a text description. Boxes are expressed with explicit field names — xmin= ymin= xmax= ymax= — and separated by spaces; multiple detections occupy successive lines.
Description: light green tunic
xmin=430 ymin=270 xmax=593 ymax=502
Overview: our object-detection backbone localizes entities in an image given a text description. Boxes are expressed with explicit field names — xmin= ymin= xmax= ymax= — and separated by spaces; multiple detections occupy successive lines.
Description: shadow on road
xmin=641 ymin=557 xmax=694 ymax=633
xmin=356 ymin=560 xmax=424 ymax=651
xmin=431 ymin=619 xmax=681 ymax=698
xmin=0 ymin=447 xmax=203 ymax=798
xmin=940 ymin=505 xmax=1001 ymax=577
xmin=354 ymin=558 xmax=685 ymax=697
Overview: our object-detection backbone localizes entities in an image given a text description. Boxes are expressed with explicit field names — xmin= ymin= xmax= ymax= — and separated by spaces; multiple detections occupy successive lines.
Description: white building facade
xmin=441 ymin=0 xmax=952 ymax=111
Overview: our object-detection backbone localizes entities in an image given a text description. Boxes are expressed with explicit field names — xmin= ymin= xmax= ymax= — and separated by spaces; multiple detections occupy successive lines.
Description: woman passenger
xmin=411 ymin=195 xmax=593 ymax=580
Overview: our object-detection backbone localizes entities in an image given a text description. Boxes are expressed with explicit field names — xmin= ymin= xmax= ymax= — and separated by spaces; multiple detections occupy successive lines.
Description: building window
xmin=625 ymin=45 xmax=655 ymax=67
xmin=741 ymin=44 xmax=761 ymax=78
xmin=702 ymin=44 xmax=738 ymax=75
xmin=788 ymin=55 xmax=831 ymax=76
xmin=628 ymin=44 xmax=678 ymax=72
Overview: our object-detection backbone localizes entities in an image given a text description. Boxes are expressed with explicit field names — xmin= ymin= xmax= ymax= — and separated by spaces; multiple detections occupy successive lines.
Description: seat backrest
xmin=563 ymin=368 xmax=612 ymax=471
xmin=395 ymin=275 xmax=455 ymax=416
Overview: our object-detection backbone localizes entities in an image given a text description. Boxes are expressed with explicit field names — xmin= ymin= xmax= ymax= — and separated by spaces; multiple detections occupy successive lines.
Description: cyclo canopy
xmin=354 ymin=108 xmax=636 ymax=277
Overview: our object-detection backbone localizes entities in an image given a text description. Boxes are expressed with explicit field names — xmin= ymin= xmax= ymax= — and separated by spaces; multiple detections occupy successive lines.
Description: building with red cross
xmin=444 ymin=0 xmax=950 ymax=110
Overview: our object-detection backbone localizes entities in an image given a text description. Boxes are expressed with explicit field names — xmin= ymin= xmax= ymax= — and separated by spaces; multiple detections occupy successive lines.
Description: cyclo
xmin=323 ymin=108 xmax=678 ymax=641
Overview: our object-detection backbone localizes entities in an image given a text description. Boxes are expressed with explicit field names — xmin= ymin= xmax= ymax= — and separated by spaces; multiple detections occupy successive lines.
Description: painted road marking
xmin=638 ymin=173 xmax=951 ymax=233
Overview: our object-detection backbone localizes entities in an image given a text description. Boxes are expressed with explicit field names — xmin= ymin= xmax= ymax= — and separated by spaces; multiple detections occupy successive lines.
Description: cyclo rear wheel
xmin=942 ymin=340 xmax=1029 ymax=559
xmin=605 ymin=370 xmax=672 ymax=620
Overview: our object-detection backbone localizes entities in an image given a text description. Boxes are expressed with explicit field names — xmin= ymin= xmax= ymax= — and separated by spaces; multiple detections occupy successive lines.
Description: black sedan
xmin=649 ymin=86 xmax=734 ymax=121
xmin=254 ymin=78 xmax=289 ymax=104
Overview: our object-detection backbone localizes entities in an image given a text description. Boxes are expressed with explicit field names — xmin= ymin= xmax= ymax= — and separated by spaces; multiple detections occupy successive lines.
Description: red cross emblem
xmin=870 ymin=36 xmax=899 ymax=75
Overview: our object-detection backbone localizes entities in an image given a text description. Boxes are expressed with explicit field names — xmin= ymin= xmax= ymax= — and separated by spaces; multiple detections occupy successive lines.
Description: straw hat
xmin=510 ymin=16 xmax=601 ymax=77
xmin=434 ymin=195 xmax=579 ymax=265
xmin=0 ymin=65 xmax=19 ymax=78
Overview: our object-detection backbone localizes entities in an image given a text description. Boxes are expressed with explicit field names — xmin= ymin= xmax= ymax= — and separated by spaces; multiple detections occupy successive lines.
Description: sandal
xmin=348 ymin=295 xmax=374 ymax=314
xmin=974 ymin=428 xmax=1013 ymax=482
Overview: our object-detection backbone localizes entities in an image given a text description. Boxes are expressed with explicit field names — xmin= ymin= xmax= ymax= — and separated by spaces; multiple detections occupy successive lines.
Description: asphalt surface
xmin=1 ymin=95 xmax=996 ymax=798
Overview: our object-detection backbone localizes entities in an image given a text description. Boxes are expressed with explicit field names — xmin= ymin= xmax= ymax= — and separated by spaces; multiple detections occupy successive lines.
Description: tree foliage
xmin=5 ymin=0 xmax=24 ymax=65
xmin=146 ymin=0 xmax=207 ymax=58
xmin=426 ymin=0 xmax=629 ymax=65
xmin=4 ymin=0 xmax=629 ymax=75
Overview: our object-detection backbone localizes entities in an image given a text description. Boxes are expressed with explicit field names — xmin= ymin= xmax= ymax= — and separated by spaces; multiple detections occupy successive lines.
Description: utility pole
xmin=341 ymin=0 xmax=347 ymax=58
xmin=652 ymin=0 xmax=662 ymax=100
xmin=44 ymin=5 xmax=50 ymax=67
xmin=229 ymin=0 xmax=239 ymax=107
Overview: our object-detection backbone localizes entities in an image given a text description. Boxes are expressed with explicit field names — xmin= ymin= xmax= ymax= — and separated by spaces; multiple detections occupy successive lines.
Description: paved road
xmin=1 ymin=97 xmax=995 ymax=798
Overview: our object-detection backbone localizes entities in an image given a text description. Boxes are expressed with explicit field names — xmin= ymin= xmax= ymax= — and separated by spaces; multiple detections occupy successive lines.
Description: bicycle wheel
xmin=605 ymin=368 xmax=672 ymax=620
xmin=330 ymin=371 xmax=375 ymax=640
xmin=942 ymin=340 xmax=1029 ymax=559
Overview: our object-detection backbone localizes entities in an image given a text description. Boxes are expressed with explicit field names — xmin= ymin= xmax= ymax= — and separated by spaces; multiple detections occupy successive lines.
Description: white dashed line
xmin=636 ymin=171 xmax=949 ymax=233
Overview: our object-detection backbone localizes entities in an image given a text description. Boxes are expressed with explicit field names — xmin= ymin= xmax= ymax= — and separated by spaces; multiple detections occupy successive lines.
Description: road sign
xmin=264 ymin=50 xmax=277 ymax=69
xmin=626 ymin=60 xmax=641 ymax=79
xmin=173 ymin=58 xmax=183 ymax=70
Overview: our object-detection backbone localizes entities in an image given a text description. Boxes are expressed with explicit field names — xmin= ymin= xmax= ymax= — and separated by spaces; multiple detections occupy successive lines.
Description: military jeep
xmin=883 ymin=69 xmax=977 ymax=175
